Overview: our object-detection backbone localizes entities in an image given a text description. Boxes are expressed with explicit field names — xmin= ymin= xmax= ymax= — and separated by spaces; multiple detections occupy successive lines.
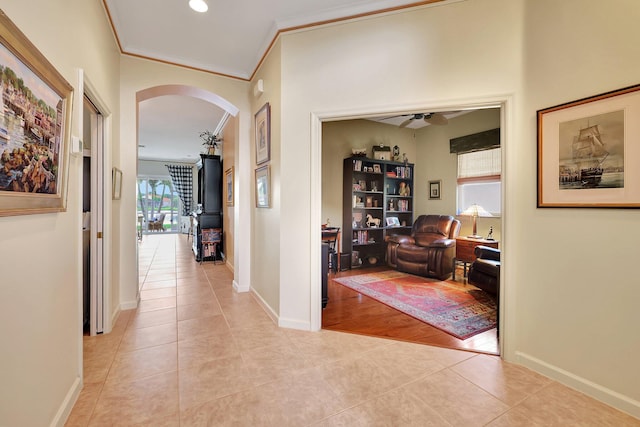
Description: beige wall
xmin=321 ymin=119 xmax=417 ymax=252
xmin=250 ymin=40 xmax=282 ymax=317
xmin=0 ymin=1 xmax=121 ymax=425
xmin=222 ymin=115 xmax=237 ymax=268
xmin=417 ymin=108 xmax=502 ymax=240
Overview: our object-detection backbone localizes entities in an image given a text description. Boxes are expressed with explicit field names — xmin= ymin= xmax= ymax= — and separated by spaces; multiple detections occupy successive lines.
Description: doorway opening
xmin=317 ymin=104 xmax=505 ymax=355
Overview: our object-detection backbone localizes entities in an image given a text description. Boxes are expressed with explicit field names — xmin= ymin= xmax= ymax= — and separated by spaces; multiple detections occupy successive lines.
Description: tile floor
xmin=66 ymin=234 xmax=640 ymax=426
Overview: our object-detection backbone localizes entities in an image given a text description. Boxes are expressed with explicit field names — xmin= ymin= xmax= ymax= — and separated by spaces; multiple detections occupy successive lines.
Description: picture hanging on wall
xmin=0 ymin=11 xmax=74 ymax=216
xmin=537 ymin=83 xmax=640 ymax=208
xmin=255 ymin=102 xmax=270 ymax=165
xmin=428 ymin=180 xmax=441 ymax=200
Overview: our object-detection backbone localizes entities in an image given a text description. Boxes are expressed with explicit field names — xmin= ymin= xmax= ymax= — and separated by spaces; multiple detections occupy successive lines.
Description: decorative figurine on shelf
xmin=486 ymin=226 xmax=494 ymax=240
xmin=398 ymin=182 xmax=411 ymax=196
xmin=365 ymin=214 xmax=381 ymax=228
xmin=402 ymin=153 xmax=408 ymax=166
xmin=388 ymin=199 xmax=395 ymax=211
xmin=393 ymin=145 xmax=400 ymax=162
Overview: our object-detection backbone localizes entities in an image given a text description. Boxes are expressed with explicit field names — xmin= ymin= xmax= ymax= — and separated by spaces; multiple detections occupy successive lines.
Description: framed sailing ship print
xmin=537 ymin=84 xmax=640 ymax=208
xmin=0 ymin=11 xmax=73 ymax=216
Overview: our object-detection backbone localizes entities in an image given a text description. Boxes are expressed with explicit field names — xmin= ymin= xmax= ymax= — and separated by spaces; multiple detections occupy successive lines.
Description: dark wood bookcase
xmin=342 ymin=156 xmax=414 ymax=269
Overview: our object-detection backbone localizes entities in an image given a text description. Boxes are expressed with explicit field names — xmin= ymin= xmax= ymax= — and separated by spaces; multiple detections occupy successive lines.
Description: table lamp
xmin=461 ymin=203 xmax=491 ymax=239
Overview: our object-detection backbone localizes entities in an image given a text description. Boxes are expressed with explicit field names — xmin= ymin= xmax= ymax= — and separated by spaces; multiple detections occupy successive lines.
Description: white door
xmin=85 ymin=95 xmax=105 ymax=335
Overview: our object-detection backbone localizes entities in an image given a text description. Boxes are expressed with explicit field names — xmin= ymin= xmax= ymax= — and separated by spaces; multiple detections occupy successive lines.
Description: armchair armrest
xmin=474 ymin=245 xmax=501 ymax=261
xmin=428 ymin=238 xmax=456 ymax=249
xmin=386 ymin=234 xmax=415 ymax=245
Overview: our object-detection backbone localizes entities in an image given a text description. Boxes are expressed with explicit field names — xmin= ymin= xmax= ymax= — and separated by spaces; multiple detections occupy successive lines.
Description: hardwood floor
xmin=321 ymin=266 xmax=499 ymax=355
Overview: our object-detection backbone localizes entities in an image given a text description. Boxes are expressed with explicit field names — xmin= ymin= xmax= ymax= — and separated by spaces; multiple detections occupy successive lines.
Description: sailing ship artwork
xmin=0 ymin=42 xmax=64 ymax=194
xmin=558 ymin=110 xmax=624 ymax=190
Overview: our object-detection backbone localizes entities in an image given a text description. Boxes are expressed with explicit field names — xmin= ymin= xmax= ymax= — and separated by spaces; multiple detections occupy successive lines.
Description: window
xmin=136 ymin=176 xmax=181 ymax=232
xmin=457 ymin=148 xmax=501 ymax=216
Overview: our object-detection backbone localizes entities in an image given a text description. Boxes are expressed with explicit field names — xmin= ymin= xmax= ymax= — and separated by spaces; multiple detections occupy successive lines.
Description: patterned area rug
xmin=334 ymin=270 xmax=496 ymax=340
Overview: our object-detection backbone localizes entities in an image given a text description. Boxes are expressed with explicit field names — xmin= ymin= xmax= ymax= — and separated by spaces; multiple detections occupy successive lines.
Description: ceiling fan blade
xmin=399 ymin=117 xmax=413 ymax=128
xmin=424 ymin=113 xmax=448 ymax=125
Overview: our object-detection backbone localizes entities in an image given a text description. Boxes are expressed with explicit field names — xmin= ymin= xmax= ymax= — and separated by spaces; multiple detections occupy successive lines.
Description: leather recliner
xmin=468 ymin=245 xmax=500 ymax=295
xmin=386 ymin=215 xmax=461 ymax=280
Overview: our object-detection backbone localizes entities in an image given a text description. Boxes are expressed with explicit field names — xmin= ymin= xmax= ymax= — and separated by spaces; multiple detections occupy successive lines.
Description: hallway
xmin=66 ymin=234 xmax=639 ymax=425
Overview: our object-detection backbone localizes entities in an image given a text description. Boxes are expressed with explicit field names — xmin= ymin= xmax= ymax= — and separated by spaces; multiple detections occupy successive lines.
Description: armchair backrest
xmin=411 ymin=215 xmax=460 ymax=246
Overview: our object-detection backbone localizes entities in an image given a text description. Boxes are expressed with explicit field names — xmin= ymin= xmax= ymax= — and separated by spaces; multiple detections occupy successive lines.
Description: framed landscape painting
xmin=0 ymin=11 xmax=73 ymax=216
xmin=537 ymin=84 xmax=640 ymax=208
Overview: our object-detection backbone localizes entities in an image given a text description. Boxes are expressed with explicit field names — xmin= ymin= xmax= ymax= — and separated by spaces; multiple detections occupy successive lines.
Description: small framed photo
xmin=255 ymin=165 xmax=270 ymax=208
xmin=255 ymin=102 xmax=270 ymax=165
xmin=373 ymin=164 xmax=381 ymax=173
xmin=225 ymin=167 xmax=234 ymax=206
xmin=386 ymin=216 xmax=400 ymax=227
xmin=429 ymin=180 xmax=441 ymax=200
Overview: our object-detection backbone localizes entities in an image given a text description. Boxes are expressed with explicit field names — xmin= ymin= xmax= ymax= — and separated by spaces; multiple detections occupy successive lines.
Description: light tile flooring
xmin=66 ymin=234 xmax=640 ymax=426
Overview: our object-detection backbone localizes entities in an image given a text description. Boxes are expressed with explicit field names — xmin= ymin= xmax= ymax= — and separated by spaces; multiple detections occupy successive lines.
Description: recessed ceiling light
xmin=189 ymin=0 xmax=208 ymax=13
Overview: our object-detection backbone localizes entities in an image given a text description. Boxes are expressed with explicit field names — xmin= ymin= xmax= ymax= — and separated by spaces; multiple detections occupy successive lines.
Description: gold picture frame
xmin=225 ymin=167 xmax=234 ymax=206
xmin=537 ymin=84 xmax=640 ymax=207
xmin=255 ymin=164 xmax=270 ymax=208
xmin=0 ymin=11 xmax=73 ymax=216
xmin=255 ymin=102 xmax=270 ymax=165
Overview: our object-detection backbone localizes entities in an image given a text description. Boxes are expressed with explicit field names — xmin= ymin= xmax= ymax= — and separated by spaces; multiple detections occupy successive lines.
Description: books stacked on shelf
xmin=395 ymin=166 xmax=411 ymax=179
xmin=353 ymin=230 xmax=372 ymax=245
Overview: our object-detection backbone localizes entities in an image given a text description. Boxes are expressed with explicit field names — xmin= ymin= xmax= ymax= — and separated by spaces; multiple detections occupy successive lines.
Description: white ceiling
xmin=103 ymin=0 xmax=453 ymax=163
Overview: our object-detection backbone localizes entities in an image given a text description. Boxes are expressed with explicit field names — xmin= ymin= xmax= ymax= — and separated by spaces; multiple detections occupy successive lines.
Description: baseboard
xmin=50 ymin=375 xmax=82 ymax=427
xmin=233 ymin=279 xmax=250 ymax=293
xmin=516 ymin=351 xmax=640 ymax=419
xmin=250 ymin=288 xmax=279 ymax=325
xmin=278 ymin=317 xmax=311 ymax=331
xmin=120 ymin=298 xmax=139 ymax=311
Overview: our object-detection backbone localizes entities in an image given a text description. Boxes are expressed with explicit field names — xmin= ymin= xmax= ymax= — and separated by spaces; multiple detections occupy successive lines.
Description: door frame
xmin=78 ymin=69 xmax=113 ymax=336
xmin=309 ymin=95 xmax=511 ymax=357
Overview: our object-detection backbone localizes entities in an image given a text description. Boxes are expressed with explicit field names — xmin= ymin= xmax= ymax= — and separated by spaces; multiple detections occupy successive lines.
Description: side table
xmin=454 ymin=237 xmax=499 ymax=281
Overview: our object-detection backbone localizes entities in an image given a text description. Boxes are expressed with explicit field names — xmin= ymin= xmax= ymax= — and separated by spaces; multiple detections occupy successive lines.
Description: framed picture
xmin=373 ymin=164 xmax=381 ymax=173
xmin=225 ymin=167 xmax=234 ymax=206
xmin=429 ymin=180 xmax=441 ymax=200
xmin=112 ymin=168 xmax=122 ymax=200
xmin=538 ymin=84 xmax=640 ymax=207
xmin=255 ymin=164 xmax=270 ymax=208
xmin=0 ymin=12 xmax=73 ymax=217
xmin=386 ymin=216 xmax=400 ymax=227
xmin=255 ymin=102 xmax=270 ymax=165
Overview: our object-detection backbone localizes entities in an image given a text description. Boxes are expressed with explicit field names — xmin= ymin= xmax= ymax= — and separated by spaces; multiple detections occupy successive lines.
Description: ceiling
xmin=103 ymin=0 xmax=452 ymax=163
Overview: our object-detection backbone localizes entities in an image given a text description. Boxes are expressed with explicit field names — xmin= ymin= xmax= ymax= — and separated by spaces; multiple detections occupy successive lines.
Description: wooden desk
xmin=454 ymin=237 xmax=499 ymax=281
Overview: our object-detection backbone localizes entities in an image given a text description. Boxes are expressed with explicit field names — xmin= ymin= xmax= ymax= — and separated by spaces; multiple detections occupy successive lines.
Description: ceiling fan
xmin=399 ymin=112 xmax=448 ymax=128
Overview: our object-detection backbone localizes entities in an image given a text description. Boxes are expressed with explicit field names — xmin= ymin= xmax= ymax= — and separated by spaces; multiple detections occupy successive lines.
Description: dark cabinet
xmin=193 ymin=154 xmax=223 ymax=261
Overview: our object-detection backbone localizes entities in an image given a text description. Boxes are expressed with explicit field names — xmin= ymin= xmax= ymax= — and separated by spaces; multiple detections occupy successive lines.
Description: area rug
xmin=334 ymin=270 xmax=496 ymax=340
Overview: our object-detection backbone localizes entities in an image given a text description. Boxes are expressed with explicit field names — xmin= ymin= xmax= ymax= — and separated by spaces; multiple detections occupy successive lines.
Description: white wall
xmin=0 ymin=1 xmax=120 ymax=425
xmin=271 ymin=0 xmax=639 ymax=417
xmin=514 ymin=0 xmax=640 ymax=414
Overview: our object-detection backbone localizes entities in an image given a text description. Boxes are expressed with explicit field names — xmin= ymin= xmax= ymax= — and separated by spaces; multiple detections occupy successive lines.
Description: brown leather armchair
xmin=386 ymin=215 xmax=460 ymax=280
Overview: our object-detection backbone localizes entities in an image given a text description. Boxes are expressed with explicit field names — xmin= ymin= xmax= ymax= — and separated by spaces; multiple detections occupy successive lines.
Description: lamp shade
xmin=460 ymin=204 xmax=491 ymax=238
xmin=461 ymin=203 xmax=492 ymax=218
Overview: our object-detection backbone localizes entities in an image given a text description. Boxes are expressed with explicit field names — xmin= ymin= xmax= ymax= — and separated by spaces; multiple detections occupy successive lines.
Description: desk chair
xmin=321 ymin=227 xmax=340 ymax=272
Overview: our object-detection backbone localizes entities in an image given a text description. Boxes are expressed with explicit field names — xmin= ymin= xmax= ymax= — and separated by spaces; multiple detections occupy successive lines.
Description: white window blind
xmin=457 ymin=148 xmax=501 ymax=179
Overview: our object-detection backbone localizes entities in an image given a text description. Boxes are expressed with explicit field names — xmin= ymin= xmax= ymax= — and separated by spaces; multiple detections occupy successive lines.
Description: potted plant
xmin=200 ymin=130 xmax=221 ymax=155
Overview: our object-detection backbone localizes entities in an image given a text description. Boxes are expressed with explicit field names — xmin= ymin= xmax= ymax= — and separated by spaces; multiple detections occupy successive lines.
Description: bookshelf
xmin=342 ymin=156 xmax=414 ymax=269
